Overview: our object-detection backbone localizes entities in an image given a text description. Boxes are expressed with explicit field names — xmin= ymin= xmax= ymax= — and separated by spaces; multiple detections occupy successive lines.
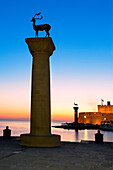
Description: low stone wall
xmin=78 ymin=112 xmax=113 ymax=125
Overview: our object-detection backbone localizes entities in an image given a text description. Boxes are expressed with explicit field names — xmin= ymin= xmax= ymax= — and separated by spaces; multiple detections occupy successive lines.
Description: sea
xmin=0 ymin=120 xmax=113 ymax=142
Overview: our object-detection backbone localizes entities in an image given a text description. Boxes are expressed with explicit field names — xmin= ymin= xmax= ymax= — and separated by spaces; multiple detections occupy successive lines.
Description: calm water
xmin=0 ymin=120 xmax=113 ymax=142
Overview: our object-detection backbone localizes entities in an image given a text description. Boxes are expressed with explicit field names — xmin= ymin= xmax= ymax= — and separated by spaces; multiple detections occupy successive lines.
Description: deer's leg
xmin=45 ymin=30 xmax=50 ymax=37
xmin=45 ymin=31 xmax=47 ymax=37
xmin=48 ymin=31 xmax=50 ymax=37
xmin=36 ymin=31 xmax=38 ymax=37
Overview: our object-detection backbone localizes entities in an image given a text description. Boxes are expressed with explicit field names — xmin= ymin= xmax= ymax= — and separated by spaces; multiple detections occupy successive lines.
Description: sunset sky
xmin=0 ymin=0 xmax=113 ymax=121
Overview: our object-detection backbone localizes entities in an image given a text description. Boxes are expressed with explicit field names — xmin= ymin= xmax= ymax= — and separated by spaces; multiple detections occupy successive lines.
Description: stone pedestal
xmin=20 ymin=37 xmax=60 ymax=147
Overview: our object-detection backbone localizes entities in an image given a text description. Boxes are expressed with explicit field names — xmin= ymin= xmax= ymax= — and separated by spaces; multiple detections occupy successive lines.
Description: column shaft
xmin=31 ymin=52 xmax=51 ymax=135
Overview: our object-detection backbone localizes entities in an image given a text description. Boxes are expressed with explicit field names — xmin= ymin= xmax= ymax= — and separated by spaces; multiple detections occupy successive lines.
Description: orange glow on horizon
xmin=0 ymin=105 xmax=98 ymax=121
xmin=0 ymin=113 xmax=73 ymax=122
xmin=0 ymin=110 xmax=74 ymax=121
xmin=51 ymin=110 xmax=74 ymax=122
xmin=0 ymin=113 xmax=30 ymax=119
xmin=0 ymin=108 xmax=30 ymax=119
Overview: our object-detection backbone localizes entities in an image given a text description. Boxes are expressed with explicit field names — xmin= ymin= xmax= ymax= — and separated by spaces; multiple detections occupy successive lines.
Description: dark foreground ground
xmin=0 ymin=137 xmax=113 ymax=170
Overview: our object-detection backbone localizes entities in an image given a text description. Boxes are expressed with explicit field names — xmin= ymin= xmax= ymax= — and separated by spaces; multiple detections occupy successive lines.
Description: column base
xmin=20 ymin=134 xmax=61 ymax=147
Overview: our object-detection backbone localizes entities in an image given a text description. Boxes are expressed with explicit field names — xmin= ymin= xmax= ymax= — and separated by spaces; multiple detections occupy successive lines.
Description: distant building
xmin=78 ymin=101 xmax=113 ymax=125
xmin=98 ymin=101 xmax=113 ymax=113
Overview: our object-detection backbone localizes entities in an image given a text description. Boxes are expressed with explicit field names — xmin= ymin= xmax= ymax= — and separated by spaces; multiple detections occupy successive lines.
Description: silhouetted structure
xmin=107 ymin=101 xmax=111 ymax=105
xmin=95 ymin=130 xmax=103 ymax=144
xmin=73 ymin=103 xmax=79 ymax=125
xmin=3 ymin=126 xmax=11 ymax=139
xmin=31 ymin=13 xmax=51 ymax=37
xmin=101 ymin=99 xmax=104 ymax=105
xmin=20 ymin=38 xmax=60 ymax=147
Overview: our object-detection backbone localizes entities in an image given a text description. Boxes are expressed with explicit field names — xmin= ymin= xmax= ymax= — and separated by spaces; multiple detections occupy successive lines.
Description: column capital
xmin=25 ymin=37 xmax=55 ymax=56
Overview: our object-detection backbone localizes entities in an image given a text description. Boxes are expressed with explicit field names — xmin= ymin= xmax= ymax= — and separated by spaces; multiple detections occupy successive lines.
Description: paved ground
xmin=0 ymin=137 xmax=113 ymax=170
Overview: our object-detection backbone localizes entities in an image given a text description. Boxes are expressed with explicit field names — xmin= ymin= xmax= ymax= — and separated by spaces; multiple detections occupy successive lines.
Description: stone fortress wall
xmin=98 ymin=105 xmax=113 ymax=113
xmin=78 ymin=101 xmax=113 ymax=125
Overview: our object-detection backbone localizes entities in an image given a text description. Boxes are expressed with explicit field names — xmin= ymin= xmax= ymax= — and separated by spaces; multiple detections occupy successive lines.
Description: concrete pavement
xmin=0 ymin=137 xmax=113 ymax=170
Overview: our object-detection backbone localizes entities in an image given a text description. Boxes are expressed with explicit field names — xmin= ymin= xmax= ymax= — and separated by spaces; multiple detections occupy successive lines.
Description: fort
xmin=78 ymin=101 xmax=113 ymax=125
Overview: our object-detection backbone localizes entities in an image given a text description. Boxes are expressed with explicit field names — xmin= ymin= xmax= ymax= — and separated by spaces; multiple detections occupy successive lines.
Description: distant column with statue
xmin=20 ymin=13 xmax=60 ymax=147
xmin=73 ymin=103 xmax=79 ymax=125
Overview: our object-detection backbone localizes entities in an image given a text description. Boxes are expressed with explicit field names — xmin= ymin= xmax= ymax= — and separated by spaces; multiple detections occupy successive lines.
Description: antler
xmin=37 ymin=15 xmax=43 ymax=20
xmin=34 ymin=12 xmax=41 ymax=17
xmin=34 ymin=13 xmax=43 ymax=20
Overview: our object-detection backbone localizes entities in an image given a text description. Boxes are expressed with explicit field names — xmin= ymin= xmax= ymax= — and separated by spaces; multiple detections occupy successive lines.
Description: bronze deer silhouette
xmin=31 ymin=13 xmax=51 ymax=37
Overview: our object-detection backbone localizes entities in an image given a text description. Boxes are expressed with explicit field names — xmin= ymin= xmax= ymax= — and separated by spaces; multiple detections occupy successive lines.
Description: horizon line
xmin=0 ymin=118 xmax=70 ymax=122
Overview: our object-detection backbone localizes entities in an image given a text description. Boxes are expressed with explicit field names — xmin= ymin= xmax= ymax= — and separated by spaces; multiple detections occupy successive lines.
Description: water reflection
xmin=84 ymin=129 xmax=88 ymax=140
xmin=51 ymin=122 xmax=113 ymax=142
xmin=75 ymin=131 xmax=79 ymax=142
xmin=0 ymin=120 xmax=113 ymax=142
xmin=0 ymin=120 xmax=30 ymax=136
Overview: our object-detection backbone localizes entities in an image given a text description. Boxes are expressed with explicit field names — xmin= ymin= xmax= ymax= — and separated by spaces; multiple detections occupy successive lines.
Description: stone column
xmin=73 ymin=105 xmax=79 ymax=125
xmin=20 ymin=37 xmax=60 ymax=147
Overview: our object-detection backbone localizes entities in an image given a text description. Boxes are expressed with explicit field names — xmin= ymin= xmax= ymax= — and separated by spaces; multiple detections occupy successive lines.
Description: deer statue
xmin=31 ymin=13 xmax=51 ymax=37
